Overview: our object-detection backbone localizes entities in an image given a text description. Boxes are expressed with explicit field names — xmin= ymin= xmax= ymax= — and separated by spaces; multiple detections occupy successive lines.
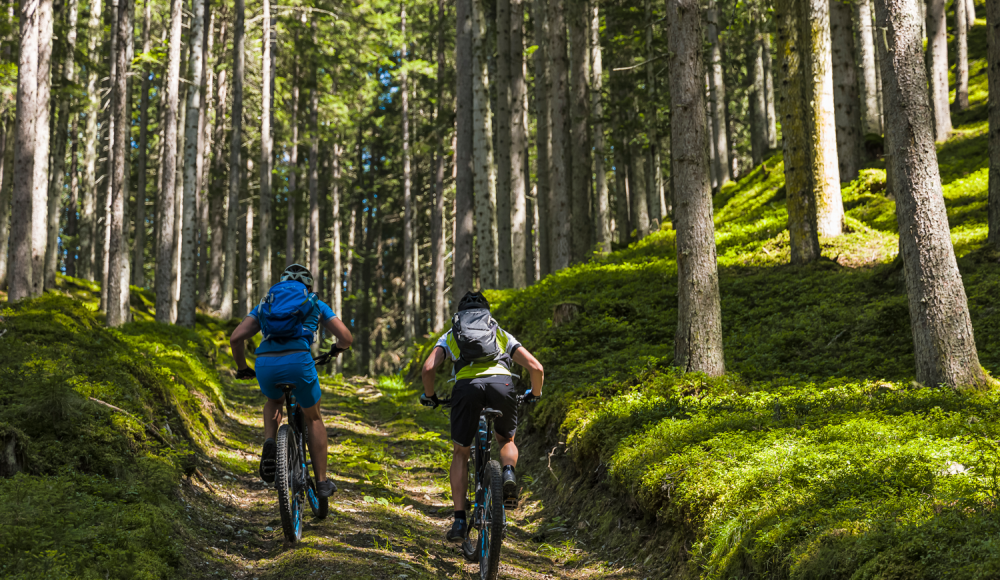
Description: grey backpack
xmin=451 ymin=308 xmax=508 ymax=372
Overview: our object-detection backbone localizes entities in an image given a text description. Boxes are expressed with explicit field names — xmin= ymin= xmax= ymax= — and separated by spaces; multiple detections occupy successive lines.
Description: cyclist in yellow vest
xmin=420 ymin=291 xmax=544 ymax=543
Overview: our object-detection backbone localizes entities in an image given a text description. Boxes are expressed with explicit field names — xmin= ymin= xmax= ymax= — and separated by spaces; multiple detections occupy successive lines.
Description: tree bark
xmin=666 ymin=0 xmax=725 ymax=376
xmin=874 ymin=0 xmax=989 ymax=389
xmin=750 ymin=16 xmax=769 ymax=166
xmin=221 ymin=0 xmax=244 ymax=318
xmin=454 ymin=0 xmax=474 ymax=301
xmin=762 ymin=31 xmax=778 ymax=149
xmin=831 ymin=0 xmax=863 ymax=181
xmin=569 ymin=0 xmax=592 ymax=261
xmin=855 ymin=0 xmax=882 ymax=135
xmin=46 ymin=0 xmax=78 ymax=289
xmin=590 ymin=0 xmax=610 ymax=253
xmin=955 ymin=0 xmax=969 ymax=110
xmin=988 ymin=0 xmax=1000 ymax=246
xmin=238 ymin=171 xmax=253 ymax=317
xmin=706 ymin=0 xmax=730 ymax=186
xmin=207 ymin=23 xmax=229 ymax=310
xmin=925 ymin=0 xmax=952 ymax=140
xmin=511 ymin=0 xmax=529 ymax=285
xmin=629 ymin=139 xmax=650 ymax=239
xmin=178 ymin=0 xmax=206 ymax=327
xmin=308 ymin=84 xmax=320 ymax=279
xmin=532 ymin=0 xmax=552 ymax=276
xmin=613 ymin=130 xmax=630 ymax=244
xmin=328 ymin=141 xmax=343 ymax=370
xmin=776 ymin=0 xmax=821 ymax=264
xmin=286 ymin=55 xmax=299 ymax=266
xmin=0 ymin=123 xmax=9 ymax=289
xmin=32 ymin=0 xmax=52 ymax=295
xmin=430 ymin=0 xmax=448 ymax=330
xmin=260 ymin=0 xmax=274 ymax=285
xmin=401 ymin=4 xmax=415 ymax=340
xmin=78 ymin=0 xmax=101 ymax=282
xmin=547 ymin=0 xmax=571 ymax=270
xmin=472 ymin=0 xmax=499 ymax=289
xmin=133 ymin=0 xmax=151 ymax=287
xmin=805 ymin=0 xmax=844 ymax=235
xmin=197 ymin=6 xmax=214 ymax=298
xmin=155 ymin=0 xmax=183 ymax=321
xmin=495 ymin=0 xmax=513 ymax=287
xmin=107 ymin=0 xmax=134 ymax=326
xmin=9 ymin=0 xmax=38 ymax=301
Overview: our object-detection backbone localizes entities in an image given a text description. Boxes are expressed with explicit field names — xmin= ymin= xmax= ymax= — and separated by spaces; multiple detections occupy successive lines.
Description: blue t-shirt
xmin=247 ymin=296 xmax=336 ymax=355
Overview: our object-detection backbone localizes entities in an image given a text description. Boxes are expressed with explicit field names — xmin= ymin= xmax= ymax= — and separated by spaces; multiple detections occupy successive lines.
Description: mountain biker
xmin=420 ymin=291 xmax=544 ymax=543
xmin=229 ymin=264 xmax=353 ymax=498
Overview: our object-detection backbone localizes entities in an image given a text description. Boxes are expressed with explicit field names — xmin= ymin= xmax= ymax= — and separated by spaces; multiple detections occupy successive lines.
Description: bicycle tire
xmin=478 ymin=460 xmax=504 ymax=580
xmin=276 ymin=424 xmax=303 ymax=543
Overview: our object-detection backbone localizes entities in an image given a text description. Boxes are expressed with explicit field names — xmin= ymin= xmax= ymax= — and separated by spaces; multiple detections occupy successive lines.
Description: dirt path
xmin=178 ymin=375 xmax=645 ymax=580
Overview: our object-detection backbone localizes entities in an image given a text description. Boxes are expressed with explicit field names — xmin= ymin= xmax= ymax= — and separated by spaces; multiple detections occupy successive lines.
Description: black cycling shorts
xmin=449 ymin=376 xmax=518 ymax=447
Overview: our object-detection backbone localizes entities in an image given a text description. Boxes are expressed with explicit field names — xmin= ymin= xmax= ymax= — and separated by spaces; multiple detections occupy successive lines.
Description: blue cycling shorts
xmin=255 ymin=351 xmax=322 ymax=409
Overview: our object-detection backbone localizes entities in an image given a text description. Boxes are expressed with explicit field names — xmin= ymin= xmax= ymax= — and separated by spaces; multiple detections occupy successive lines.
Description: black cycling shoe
xmin=446 ymin=519 xmax=467 ymax=543
xmin=316 ymin=480 xmax=337 ymax=498
xmin=502 ymin=466 xmax=518 ymax=509
xmin=259 ymin=439 xmax=276 ymax=483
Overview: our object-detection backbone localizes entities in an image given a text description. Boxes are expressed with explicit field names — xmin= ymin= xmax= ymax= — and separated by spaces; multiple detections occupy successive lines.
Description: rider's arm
xmin=512 ymin=347 xmax=544 ymax=397
xmin=321 ymin=316 xmax=353 ymax=350
xmin=422 ymin=346 xmax=447 ymax=397
xmin=230 ymin=317 xmax=261 ymax=370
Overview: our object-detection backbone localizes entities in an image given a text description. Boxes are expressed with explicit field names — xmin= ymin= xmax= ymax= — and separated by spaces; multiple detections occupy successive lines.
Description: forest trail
xmin=180 ymin=374 xmax=644 ymax=580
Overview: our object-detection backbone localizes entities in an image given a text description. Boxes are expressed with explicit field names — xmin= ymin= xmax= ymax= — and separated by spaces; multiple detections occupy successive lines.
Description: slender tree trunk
xmin=0 ymin=123 xmax=10 ymax=290
xmin=221 ymin=0 xmax=244 ymax=318
xmin=955 ymin=0 xmax=969 ymax=110
xmin=510 ymin=0 xmax=528 ymax=286
xmin=750 ymin=16 xmax=768 ymax=166
xmin=776 ymin=0 xmax=821 ymax=263
xmin=177 ymin=0 xmax=205 ymax=327
xmin=46 ymin=0 xmax=78 ymax=289
xmin=831 ymin=0 xmax=863 ymax=181
xmin=569 ymin=0 xmax=591 ymax=261
xmin=494 ymin=0 xmax=513 ymax=288
xmin=925 ymin=0 xmax=952 ymax=140
xmin=874 ymin=0 xmax=989 ymax=389
xmin=431 ymin=0 xmax=448 ymax=329
xmin=8 ymin=0 xmax=37 ymax=301
xmin=286 ymin=56 xmax=299 ymax=265
xmin=666 ymin=0 xmax=725 ymax=376
xmin=107 ymin=0 xmax=134 ymax=326
xmin=472 ymin=0 xmax=499 ymax=289
xmin=629 ymin=138 xmax=650 ymax=239
xmin=988 ymin=0 xmax=1000 ymax=246
xmin=645 ymin=0 xmax=662 ymax=223
xmin=67 ymin=123 xmax=79 ymax=278
xmin=455 ymin=0 xmax=474 ymax=300
xmin=805 ymin=0 xmax=844 ymax=235
xmin=706 ymin=0 xmax=730 ymax=186
xmin=401 ymin=5 xmax=416 ymax=340
xmin=197 ymin=6 xmax=214 ymax=299
xmin=133 ymin=0 xmax=151 ymax=287
xmin=762 ymin=32 xmax=778 ymax=149
xmin=260 ymin=0 xmax=274 ymax=286
xmin=308 ymin=86 xmax=320 ymax=278
xmin=613 ymin=131 xmax=630 ymax=244
xmin=588 ymin=1 xmax=609 ymax=253
xmin=172 ymin=71 xmax=188 ymax=322
xmin=532 ymin=0 xmax=552 ymax=276
xmin=155 ymin=0 xmax=183 ymax=321
xmin=547 ymin=0 xmax=571 ymax=270
xmin=239 ymin=177 xmax=253 ymax=317
xmin=207 ymin=29 xmax=228 ymax=309
xmin=30 ymin=0 xmax=52 ymax=295
xmin=855 ymin=0 xmax=882 ymax=135
xmin=78 ymin=0 xmax=101 ymax=282
xmin=706 ymin=74 xmax=718 ymax=190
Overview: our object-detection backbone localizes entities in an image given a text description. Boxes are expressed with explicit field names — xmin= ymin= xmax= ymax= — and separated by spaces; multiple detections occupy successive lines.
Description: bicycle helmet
xmin=280 ymin=264 xmax=314 ymax=288
xmin=457 ymin=291 xmax=490 ymax=312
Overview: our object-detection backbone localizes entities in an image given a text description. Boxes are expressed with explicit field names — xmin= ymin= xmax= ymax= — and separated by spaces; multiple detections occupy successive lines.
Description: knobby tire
xmin=276 ymin=424 xmax=303 ymax=543
xmin=479 ymin=460 xmax=504 ymax=580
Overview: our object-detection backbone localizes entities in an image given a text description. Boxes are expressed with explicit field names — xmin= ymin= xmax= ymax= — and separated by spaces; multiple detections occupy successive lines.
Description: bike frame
xmin=469 ymin=413 xmax=497 ymax=539
xmin=277 ymin=385 xmax=320 ymax=537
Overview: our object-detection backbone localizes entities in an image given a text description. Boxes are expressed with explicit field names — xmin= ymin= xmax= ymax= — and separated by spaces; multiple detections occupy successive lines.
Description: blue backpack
xmin=256 ymin=280 xmax=319 ymax=343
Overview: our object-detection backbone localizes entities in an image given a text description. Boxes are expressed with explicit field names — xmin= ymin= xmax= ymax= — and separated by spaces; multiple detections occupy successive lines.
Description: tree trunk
xmin=706 ymin=0 xmax=730 ymax=186
xmin=750 ymin=16 xmax=768 ymax=166
xmin=207 ymin=24 xmax=229 ymax=310
xmin=706 ymin=75 xmax=718 ymax=191
xmin=431 ymin=0 xmax=447 ymax=329
xmin=532 ymin=0 xmax=552 ymax=277
xmin=133 ymin=0 xmax=151 ymax=287
xmin=925 ymin=0 xmax=952 ymax=140
xmin=155 ymin=0 xmax=183 ymax=321
xmin=967 ymin=0 xmax=976 ymax=29
xmin=172 ymin=73 xmax=188 ymax=322
xmin=805 ymin=0 xmax=844 ymax=236
xmin=569 ymin=0 xmax=592 ymax=262
xmin=100 ymin=9 xmax=121 ymax=313
xmin=454 ymin=0 xmax=475 ymax=300
xmin=874 ymin=0 xmax=989 ymax=389
xmin=221 ymin=0 xmax=244 ymax=319
xmin=613 ymin=130 xmax=630 ymax=244
xmin=9 ymin=0 xmax=39 ymax=300
xmin=260 ymin=0 xmax=274 ymax=286
xmin=472 ymin=0 xmax=499 ymax=289
xmin=988 ymin=0 xmax=1000 ymax=246
xmin=107 ymin=0 xmax=134 ymax=326
xmin=308 ymin=84 xmax=320 ymax=279
xmin=590 ymin=0 xmax=610 ymax=253
xmin=762 ymin=31 xmax=778 ymax=149
xmin=197 ymin=6 xmax=214 ymax=299
xmin=78 ymin=0 xmax=101 ymax=283
xmin=31 ymin=0 xmax=52 ymax=295
xmin=855 ymin=0 xmax=882 ymax=135
xmin=177 ymin=0 xmax=205 ymax=327
xmin=955 ymin=0 xmax=969 ymax=110
xmin=286 ymin=56 xmax=299 ymax=266
xmin=46 ymin=0 xmax=78 ymax=289
xmin=495 ymin=0 xmax=513 ymax=288
xmin=238 ymin=174 xmax=253 ymax=317
xmin=629 ymin=139 xmax=650 ymax=239
xmin=0 ymin=123 xmax=10 ymax=289
xmin=511 ymin=0 xmax=529 ymax=285
xmin=328 ymin=141 xmax=343 ymax=371
xmin=666 ymin=0 xmax=725 ymax=376
xmin=401 ymin=5 xmax=415 ymax=340
xmin=547 ymin=0 xmax=572 ymax=270
xmin=776 ymin=0 xmax=821 ymax=264
xmin=66 ymin=119 xmax=79 ymax=279
xmin=831 ymin=0 xmax=863 ymax=181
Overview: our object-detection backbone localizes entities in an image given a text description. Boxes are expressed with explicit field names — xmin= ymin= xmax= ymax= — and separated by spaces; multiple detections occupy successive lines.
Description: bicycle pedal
xmin=503 ymin=498 xmax=518 ymax=509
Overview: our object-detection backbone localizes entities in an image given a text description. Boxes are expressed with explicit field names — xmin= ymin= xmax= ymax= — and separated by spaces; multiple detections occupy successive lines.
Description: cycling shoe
xmin=316 ymin=479 xmax=337 ymax=498
xmin=502 ymin=465 xmax=518 ymax=509
xmin=259 ymin=439 xmax=276 ymax=483
xmin=446 ymin=519 xmax=467 ymax=543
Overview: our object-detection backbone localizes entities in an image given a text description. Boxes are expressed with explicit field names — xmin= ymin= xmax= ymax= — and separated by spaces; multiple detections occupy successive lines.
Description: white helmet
xmin=280 ymin=264 xmax=314 ymax=287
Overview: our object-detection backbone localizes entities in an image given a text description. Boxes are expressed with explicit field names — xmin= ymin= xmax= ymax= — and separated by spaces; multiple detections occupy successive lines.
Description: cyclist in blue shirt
xmin=229 ymin=264 xmax=352 ymax=498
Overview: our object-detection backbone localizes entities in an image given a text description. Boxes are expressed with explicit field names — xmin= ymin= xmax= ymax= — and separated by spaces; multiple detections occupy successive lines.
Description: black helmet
xmin=281 ymin=264 xmax=314 ymax=288
xmin=458 ymin=291 xmax=490 ymax=312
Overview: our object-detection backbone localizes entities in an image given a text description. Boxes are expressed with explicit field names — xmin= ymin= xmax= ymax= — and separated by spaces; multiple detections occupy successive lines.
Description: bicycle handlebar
xmin=313 ymin=345 xmax=350 ymax=365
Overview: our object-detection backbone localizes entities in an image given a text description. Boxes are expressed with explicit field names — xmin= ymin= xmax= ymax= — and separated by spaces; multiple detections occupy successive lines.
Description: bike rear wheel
xmin=276 ymin=424 xmax=303 ymax=543
xmin=478 ymin=460 xmax=504 ymax=580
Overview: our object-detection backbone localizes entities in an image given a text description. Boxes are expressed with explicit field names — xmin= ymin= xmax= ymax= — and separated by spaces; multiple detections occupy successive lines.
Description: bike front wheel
xmin=276 ymin=424 xmax=303 ymax=543
xmin=478 ymin=460 xmax=504 ymax=580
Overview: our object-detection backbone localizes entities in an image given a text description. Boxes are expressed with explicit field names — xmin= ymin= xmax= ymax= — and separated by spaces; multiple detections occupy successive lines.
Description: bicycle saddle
xmin=276 ymin=383 xmax=296 ymax=392
xmin=482 ymin=408 xmax=503 ymax=419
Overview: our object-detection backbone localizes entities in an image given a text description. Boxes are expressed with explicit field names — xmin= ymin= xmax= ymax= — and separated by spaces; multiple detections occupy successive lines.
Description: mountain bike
xmin=273 ymin=346 xmax=346 ymax=543
xmin=438 ymin=393 xmax=536 ymax=580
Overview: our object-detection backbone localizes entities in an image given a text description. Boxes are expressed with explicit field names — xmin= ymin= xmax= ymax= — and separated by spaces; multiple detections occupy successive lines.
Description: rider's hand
xmin=523 ymin=389 xmax=540 ymax=404
xmin=236 ymin=367 xmax=257 ymax=380
xmin=420 ymin=393 xmax=440 ymax=409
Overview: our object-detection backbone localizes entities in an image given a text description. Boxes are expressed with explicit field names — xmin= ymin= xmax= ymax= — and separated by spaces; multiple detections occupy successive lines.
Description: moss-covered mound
xmin=0 ymin=292 xmax=233 ymax=579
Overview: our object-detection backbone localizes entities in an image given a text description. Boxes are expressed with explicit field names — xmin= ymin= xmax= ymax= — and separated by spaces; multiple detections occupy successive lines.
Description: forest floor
xmin=179 ymin=373 xmax=651 ymax=580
